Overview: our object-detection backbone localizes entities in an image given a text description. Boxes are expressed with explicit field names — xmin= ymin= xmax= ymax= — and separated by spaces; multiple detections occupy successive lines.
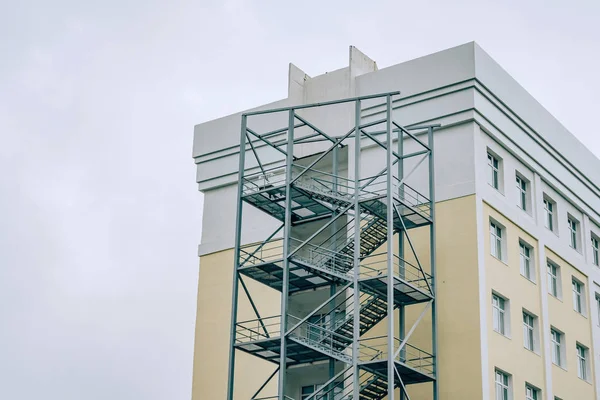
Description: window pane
xmin=493 ymin=295 xmax=505 ymax=335
xmin=577 ymin=345 xmax=587 ymax=380
xmin=544 ymin=199 xmax=554 ymax=230
xmin=551 ymin=330 xmax=560 ymax=365
xmin=523 ymin=313 xmax=534 ymax=350
xmin=520 ymin=243 xmax=531 ymax=279
xmin=547 ymin=264 xmax=558 ymax=297
xmin=569 ymin=218 xmax=578 ymax=249
xmin=490 ymin=223 xmax=502 ymax=259
xmin=573 ymin=280 xmax=583 ymax=313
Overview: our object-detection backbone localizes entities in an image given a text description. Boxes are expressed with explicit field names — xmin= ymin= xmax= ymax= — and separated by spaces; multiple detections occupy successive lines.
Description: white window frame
xmin=488 ymin=152 xmax=501 ymax=191
xmin=547 ymin=261 xmax=561 ymax=298
xmin=495 ymin=369 xmax=510 ymax=400
xmin=596 ymin=294 xmax=600 ymax=327
xmin=520 ymin=241 xmax=534 ymax=281
xmin=492 ymin=293 xmax=509 ymax=336
xmin=523 ymin=311 xmax=535 ymax=351
xmin=572 ymin=278 xmax=585 ymax=315
xmin=568 ymin=215 xmax=580 ymax=251
xmin=301 ymin=384 xmax=317 ymax=400
xmin=577 ymin=343 xmax=589 ymax=381
xmin=525 ymin=384 xmax=539 ymax=400
xmin=516 ymin=174 xmax=529 ymax=212
xmin=550 ymin=328 xmax=565 ymax=367
xmin=543 ymin=196 xmax=556 ymax=232
xmin=592 ymin=234 xmax=599 ymax=267
xmin=490 ymin=220 xmax=505 ymax=261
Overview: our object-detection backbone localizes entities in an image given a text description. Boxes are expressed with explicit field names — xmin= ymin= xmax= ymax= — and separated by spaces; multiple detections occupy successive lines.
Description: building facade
xmin=192 ymin=42 xmax=600 ymax=399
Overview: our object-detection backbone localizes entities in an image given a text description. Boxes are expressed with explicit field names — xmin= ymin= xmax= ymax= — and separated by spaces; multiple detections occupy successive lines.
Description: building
xmin=191 ymin=42 xmax=600 ymax=400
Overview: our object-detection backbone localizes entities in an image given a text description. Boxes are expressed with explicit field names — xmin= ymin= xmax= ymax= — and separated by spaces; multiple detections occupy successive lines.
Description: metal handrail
xmin=359 ymin=253 xmax=434 ymax=294
xmin=235 ymin=315 xmax=282 ymax=343
xmin=357 ymin=336 xmax=435 ymax=374
xmin=239 ymin=239 xmax=284 ymax=267
xmin=241 ymin=163 xmax=432 ymax=216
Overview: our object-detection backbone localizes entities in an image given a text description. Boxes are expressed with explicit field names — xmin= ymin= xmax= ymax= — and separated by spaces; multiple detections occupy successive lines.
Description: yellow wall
xmin=484 ymin=203 xmax=547 ymax=397
xmin=406 ymin=195 xmax=483 ymax=400
xmin=483 ymin=203 xmax=597 ymax=399
xmin=192 ymin=195 xmax=482 ymax=399
xmin=191 ymin=249 xmax=280 ymax=399
xmin=545 ymin=248 xmax=596 ymax=400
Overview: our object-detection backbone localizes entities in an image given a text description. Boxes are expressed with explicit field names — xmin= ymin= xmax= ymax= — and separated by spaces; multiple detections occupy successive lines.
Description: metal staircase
xmin=227 ymin=92 xmax=439 ymax=400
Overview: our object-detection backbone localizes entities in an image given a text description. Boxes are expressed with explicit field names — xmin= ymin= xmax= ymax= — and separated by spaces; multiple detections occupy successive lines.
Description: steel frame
xmin=227 ymin=92 xmax=440 ymax=400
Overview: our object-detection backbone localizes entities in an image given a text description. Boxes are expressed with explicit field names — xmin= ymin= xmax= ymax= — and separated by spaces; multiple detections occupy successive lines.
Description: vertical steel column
xmin=278 ymin=110 xmax=295 ymax=400
xmin=397 ymin=127 xmax=406 ymax=400
xmin=352 ymin=99 xmax=361 ymax=400
xmin=226 ymin=115 xmax=247 ymax=400
xmin=385 ymin=96 xmax=395 ymax=399
xmin=329 ymin=145 xmax=339 ymax=388
xmin=428 ymin=126 xmax=439 ymax=400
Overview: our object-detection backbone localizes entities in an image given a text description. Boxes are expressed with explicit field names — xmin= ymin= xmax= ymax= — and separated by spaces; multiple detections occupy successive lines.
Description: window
xmin=490 ymin=221 xmax=503 ymax=260
xmin=523 ymin=312 xmax=535 ymax=351
xmin=596 ymin=294 xmax=600 ymax=326
xmin=488 ymin=152 xmax=500 ymax=190
xmin=525 ymin=384 xmax=539 ymax=400
xmin=516 ymin=175 xmax=528 ymax=211
xmin=547 ymin=262 xmax=560 ymax=298
xmin=543 ymin=196 xmax=555 ymax=232
xmin=592 ymin=235 xmax=599 ymax=266
xmin=577 ymin=344 xmax=588 ymax=381
xmin=572 ymin=278 xmax=584 ymax=314
xmin=520 ymin=242 xmax=533 ymax=280
xmin=568 ymin=216 xmax=579 ymax=250
xmin=302 ymin=385 xmax=316 ymax=400
xmin=495 ymin=370 xmax=510 ymax=400
xmin=550 ymin=328 xmax=564 ymax=367
xmin=492 ymin=294 xmax=507 ymax=335
xmin=302 ymin=384 xmax=340 ymax=400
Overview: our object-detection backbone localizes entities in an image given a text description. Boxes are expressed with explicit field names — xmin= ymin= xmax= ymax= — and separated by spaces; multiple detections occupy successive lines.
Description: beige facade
xmin=483 ymin=202 xmax=598 ymax=399
xmin=192 ymin=196 xmax=600 ymax=400
xmin=192 ymin=195 xmax=486 ymax=399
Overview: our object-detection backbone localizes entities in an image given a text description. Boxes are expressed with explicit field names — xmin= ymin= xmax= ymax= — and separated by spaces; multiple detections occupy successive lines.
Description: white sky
xmin=1 ymin=0 xmax=598 ymax=399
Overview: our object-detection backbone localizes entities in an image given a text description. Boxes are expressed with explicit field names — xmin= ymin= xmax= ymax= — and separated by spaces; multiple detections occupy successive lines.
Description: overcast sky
xmin=1 ymin=0 xmax=599 ymax=399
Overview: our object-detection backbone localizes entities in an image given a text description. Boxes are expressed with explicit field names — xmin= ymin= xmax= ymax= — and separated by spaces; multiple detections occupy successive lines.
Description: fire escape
xmin=227 ymin=92 xmax=439 ymax=400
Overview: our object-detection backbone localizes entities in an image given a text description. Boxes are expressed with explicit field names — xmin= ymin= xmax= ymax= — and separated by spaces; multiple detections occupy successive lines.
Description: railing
xmin=359 ymin=253 xmax=434 ymax=294
xmin=241 ymin=165 xmax=431 ymax=220
xmin=302 ymin=292 xmax=377 ymax=338
xmin=287 ymin=315 xmax=353 ymax=361
xmin=302 ymin=366 xmax=377 ymax=400
xmin=235 ymin=315 xmax=282 ymax=343
xmin=242 ymin=165 xmax=289 ymax=196
xmin=293 ymin=165 xmax=355 ymax=202
xmin=398 ymin=183 xmax=431 ymax=218
xmin=238 ymin=235 xmax=354 ymax=275
xmin=290 ymin=238 xmax=354 ymax=276
xmin=239 ymin=239 xmax=284 ymax=268
xmin=254 ymin=396 xmax=295 ymax=400
xmin=357 ymin=336 xmax=435 ymax=376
